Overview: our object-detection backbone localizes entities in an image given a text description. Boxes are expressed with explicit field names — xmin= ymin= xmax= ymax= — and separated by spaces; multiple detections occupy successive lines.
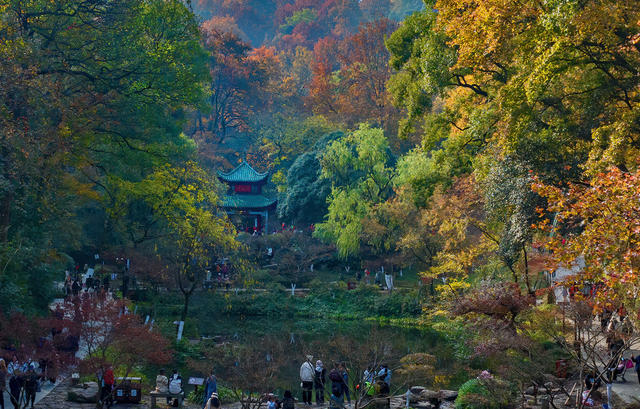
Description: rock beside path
xmin=388 ymin=386 xmax=458 ymax=409
xmin=437 ymin=390 xmax=457 ymax=401
xmin=68 ymin=382 xmax=99 ymax=403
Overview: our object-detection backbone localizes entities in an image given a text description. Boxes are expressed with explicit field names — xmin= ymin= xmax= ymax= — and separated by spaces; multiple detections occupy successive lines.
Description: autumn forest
xmin=1 ymin=0 xmax=640 ymax=408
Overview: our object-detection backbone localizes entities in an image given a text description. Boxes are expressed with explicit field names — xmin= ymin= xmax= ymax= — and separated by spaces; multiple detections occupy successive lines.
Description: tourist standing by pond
xmin=314 ymin=360 xmax=326 ymax=405
xmin=339 ymin=363 xmax=350 ymax=406
xmin=377 ymin=364 xmax=391 ymax=395
xmin=329 ymin=363 xmax=347 ymax=405
xmin=300 ymin=355 xmax=314 ymax=406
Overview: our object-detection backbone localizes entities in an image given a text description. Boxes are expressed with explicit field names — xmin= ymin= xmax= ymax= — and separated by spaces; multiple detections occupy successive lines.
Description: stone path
xmin=31 ymin=378 xmax=201 ymax=409
xmin=611 ymin=346 xmax=640 ymax=408
xmin=3 ymin=376 xmax=61 ymax=408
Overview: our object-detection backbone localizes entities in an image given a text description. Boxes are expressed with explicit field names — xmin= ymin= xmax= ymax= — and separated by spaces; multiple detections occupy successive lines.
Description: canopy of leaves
xmin=0 ymin=0 xmax=208 ymax=314
xmin=315 ymin=125 xmax=395 ymax=258
xmin=533 ymin=165 xmax=640 ymax=325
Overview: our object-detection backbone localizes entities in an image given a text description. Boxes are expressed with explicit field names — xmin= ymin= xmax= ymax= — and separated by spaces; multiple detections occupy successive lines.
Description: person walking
xmin=339 ymin=363 xmax=350 ymax=406
xmin=0 ymin=359 xmax=7 ymax=409
xmin=300 ymin=355 xmax=315 ymax=406
xmin=24 ymin=369 xmax=38 ymax=409
xmin=314 ymin=360 xmax=326 ymax=405
xmin=103 ymin=365 xmax=115 ymax=408
xmin=203 ymin=370 xmax=217 ymax=408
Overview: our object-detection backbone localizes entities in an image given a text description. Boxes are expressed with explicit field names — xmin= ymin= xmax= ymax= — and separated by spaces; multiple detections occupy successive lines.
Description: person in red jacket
xmin=102 ymin=366 xmax=115 ymax=408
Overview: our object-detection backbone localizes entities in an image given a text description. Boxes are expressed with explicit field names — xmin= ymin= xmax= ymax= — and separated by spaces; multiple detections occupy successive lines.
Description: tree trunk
xmin=181 ymin=291 xmax=190 ymax=322
xmin=0 ymin=191 xmax=13 ymax=242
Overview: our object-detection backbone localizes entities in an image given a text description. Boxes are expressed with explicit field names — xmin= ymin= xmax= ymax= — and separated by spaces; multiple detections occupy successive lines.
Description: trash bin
xmin=555 ymin=359 xmax=568 ymax=378
xmin=114 ymin=377 xmax=142 ymax=403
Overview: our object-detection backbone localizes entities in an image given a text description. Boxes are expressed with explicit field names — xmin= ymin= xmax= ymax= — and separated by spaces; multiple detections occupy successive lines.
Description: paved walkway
xmin=29 ymin=378 xmax=202 ymax=409
xmin=611 ymin=347 xmax=640 ymax=408
xmin=3 ymin=377 xmax=61 ymax=408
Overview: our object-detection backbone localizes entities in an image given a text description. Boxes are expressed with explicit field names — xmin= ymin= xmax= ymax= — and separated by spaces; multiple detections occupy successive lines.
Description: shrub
xmin=455 ymin=377 xmax=516 ymax=409
xmin=188 ymin=385 xmax=236 ymax=405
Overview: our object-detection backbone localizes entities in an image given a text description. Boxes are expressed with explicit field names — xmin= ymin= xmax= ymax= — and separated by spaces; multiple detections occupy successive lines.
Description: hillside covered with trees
xmin=1 ymin=0 xmax=640 ymax=408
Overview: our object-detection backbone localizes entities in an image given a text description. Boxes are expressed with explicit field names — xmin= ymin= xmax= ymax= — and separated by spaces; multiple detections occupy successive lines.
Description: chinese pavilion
xmin=217 ymin=161 xmax=277 ymax=233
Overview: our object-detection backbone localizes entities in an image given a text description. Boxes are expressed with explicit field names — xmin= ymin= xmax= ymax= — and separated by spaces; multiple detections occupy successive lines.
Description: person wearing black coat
xmin=9 ymin=375 xmax=23 ymax=409
xmin=24 ymin=370 xmax=38 ymax=409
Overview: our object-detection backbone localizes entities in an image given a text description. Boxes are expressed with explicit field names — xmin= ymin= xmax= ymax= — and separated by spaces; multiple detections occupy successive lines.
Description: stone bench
xmin=149 ymin=390 xmax=184 ymax=408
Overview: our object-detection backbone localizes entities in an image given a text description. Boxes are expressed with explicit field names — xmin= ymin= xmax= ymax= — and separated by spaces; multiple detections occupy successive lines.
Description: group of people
xmin=0 ymin=356 xmax=46 ymax=409
xmin=155 ymin=368 xmax=187 ymax=406
xmin=64 ymin=272 xmax=113 ymax=299
xmin=299 ymin=355 xmax=392 ymax=408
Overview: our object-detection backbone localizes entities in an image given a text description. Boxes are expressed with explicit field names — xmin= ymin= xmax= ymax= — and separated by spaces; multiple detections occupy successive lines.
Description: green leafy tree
xmin=277 ymin=131 xmax=344 ymax=224
xmin=0 ymin=0 xmax=208 ymax=313
xmin=315 ymin=125 xmax=395 ymax=258
xmin=110 ymin=162 xmax=239 ymax=322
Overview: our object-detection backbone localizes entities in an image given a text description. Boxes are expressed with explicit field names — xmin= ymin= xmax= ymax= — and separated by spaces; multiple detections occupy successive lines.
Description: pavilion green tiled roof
xmin=217 ymin=161 xmax=268 ymax=183
xmin=221 ymin=194 xmax=277 ymax=210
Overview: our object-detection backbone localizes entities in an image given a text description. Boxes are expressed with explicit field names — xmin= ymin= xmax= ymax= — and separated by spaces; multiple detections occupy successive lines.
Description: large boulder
xmin=438 ymin=390 xmax=458 ymax=401
xmin=390 ymin=396 xmax=434 ymax=409
xmin=419 ymin=389 xmax=439 ymax=402
xmin=67 ymin=382 xmax=99 ymax=403
xmin=405 ymin=386 xmax=439 ymax=404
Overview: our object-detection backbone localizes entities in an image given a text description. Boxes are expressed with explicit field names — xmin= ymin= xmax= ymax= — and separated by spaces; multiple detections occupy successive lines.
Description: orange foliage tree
xmin=532 ymin=165 xmax=640 ymax=324
xmin=308 ymin=19 xmax=399 ymax=134
xmin=193 ymin=25 xmax=274 ymax=144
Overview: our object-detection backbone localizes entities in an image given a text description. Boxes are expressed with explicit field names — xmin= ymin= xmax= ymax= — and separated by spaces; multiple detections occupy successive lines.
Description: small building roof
xmin=221 ymin=194 xmax=277 ymax=210
xmin=217 ymin=161 xmax=268 ymax=183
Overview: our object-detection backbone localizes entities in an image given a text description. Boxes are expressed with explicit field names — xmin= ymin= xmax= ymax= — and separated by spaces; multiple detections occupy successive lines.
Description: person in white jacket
xmin=300 ymin=355 xmax=315 ymax=405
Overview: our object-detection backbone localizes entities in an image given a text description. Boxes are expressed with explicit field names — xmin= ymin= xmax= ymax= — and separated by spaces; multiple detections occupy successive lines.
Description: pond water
xmin=195 ymin=315 xmax=458 ymax=394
